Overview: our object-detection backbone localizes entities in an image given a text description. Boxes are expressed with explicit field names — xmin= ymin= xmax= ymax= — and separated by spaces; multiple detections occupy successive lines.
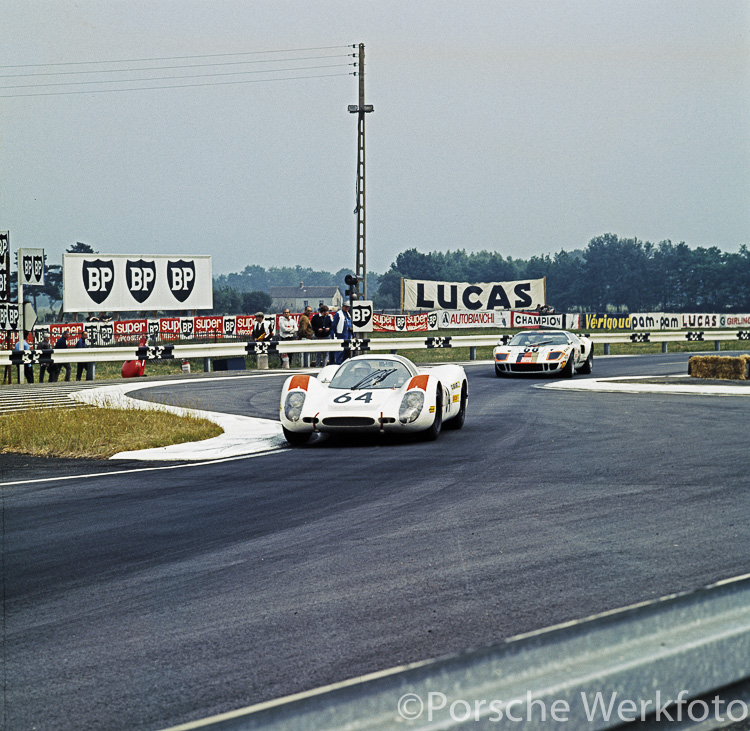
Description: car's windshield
xmin=329 ymin=359 xmax=412 ymax=390
xmin=507 ymin=332 xmax=570 ymax=347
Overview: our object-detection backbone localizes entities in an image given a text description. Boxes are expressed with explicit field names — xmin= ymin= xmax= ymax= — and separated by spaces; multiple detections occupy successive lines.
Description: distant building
xmin=269 ymin=282 xmax=343 ymax=313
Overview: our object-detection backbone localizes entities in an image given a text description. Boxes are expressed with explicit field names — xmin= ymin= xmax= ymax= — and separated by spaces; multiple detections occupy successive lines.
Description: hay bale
xmin=688 ymin=354 xmax=750 ymax=380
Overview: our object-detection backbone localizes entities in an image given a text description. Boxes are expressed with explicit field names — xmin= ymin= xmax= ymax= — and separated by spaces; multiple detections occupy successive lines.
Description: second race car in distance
xmin=279 ymin=354 xmax=468 ymax=445
xmin=493 ymin=330 xmax=593 ymax=377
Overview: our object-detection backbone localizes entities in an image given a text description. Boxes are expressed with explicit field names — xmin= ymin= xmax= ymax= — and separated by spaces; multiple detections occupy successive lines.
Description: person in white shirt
xmin=277 ymin=309 xmax=298 ymax=369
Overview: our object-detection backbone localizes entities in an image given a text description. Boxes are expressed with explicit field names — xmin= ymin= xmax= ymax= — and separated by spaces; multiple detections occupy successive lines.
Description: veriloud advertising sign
xmin=63 ymin=254 xmax=213 ymax=312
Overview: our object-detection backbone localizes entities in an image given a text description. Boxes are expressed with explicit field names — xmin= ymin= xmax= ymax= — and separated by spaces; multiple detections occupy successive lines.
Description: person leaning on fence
xmin=14 ymin=330 xmax=34 ymax=383
xmin=276 ymin=308 xmax=298 ymax=369
xmin=75 ymin=331 xmax=94 ymax=381
xmin=51 ymin=330 xmax=71 ymax=382
xmin=311 ymin=305 xmax=333 ymax=368
xmin=251 ymin=312 xmax=274 ymax=341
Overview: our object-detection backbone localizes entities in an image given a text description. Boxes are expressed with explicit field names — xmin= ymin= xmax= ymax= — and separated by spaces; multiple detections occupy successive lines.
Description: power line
xmin=0 ymin=53 xmax=355 ymax=78
xmin=0 ymin=63 xmax=355 ymax=90
xmin=0 ymin=44 xmax=356 ymax=69
xmin=0 ymin=71 xmax=354 ymax=98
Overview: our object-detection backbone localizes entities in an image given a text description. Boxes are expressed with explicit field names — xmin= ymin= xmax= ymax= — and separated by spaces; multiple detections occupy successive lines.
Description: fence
xmin=3 ymin=329 xmax=750 ymax=375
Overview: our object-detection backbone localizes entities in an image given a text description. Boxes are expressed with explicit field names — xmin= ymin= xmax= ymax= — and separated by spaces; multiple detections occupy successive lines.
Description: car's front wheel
xmin=282 ymin=427 xmax=311 ymax=445
xmin=561 ymin=351 xmax=576 ymax=378
xmin=424 ymin=388 xmax=443 ymax=441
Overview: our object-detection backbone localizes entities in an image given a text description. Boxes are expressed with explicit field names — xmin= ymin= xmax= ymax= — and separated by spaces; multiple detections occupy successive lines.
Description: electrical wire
xmin=0 ymin=44 xmax=357 ymax=69
xmin=0 ymin=71 xmax=355 ymax=98
xmin=0 ymin=63 xmax=355 ymax=90
xmin=0 ymin=53 xmax=355 ymax=78
xmin=0 ymin=44 xmax=359 ymax=97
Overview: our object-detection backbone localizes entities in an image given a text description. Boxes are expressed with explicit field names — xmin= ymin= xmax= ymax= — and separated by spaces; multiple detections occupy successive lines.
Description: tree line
xmin=375 ymin=234 xmax=750 ymax=313
xmin=19 ymin=234 xmax=750 ymax=317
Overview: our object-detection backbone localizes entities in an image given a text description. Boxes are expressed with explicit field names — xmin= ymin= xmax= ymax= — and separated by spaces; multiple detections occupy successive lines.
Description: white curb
xmin=70 ymin=378 xmax=286 ymax=460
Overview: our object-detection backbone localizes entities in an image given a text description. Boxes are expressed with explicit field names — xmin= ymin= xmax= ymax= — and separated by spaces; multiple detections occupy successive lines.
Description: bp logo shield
xmin=180 ymin=318 xmax=194 ymax=337
xmin=99 ymin=323 xmax=114 ymax=345
xmin=82 ymin=259 xmax=115 ymax=305
xmin=126 ymin=259 xmax=157 ymax=304
xmin=167 ymin=260 xmax=196 ymax=303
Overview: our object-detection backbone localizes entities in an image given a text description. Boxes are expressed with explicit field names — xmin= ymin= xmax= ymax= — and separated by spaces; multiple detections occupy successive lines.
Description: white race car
xmin=279 ymin=354 xmax=468 ymax=445
xmin=493 ymin=330 xmax=593 ymax=377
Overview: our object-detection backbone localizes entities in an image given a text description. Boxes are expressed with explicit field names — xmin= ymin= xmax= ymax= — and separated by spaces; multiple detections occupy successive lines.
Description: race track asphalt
xmin=3 ymin=352 xmax=750 ymax=730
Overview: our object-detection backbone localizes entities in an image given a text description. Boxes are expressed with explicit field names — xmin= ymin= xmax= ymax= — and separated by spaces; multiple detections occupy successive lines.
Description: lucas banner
xmin=63 ymin=254 xmax=212 ymax=312
xmin=404 ymin=277 xmax=546 ymax=311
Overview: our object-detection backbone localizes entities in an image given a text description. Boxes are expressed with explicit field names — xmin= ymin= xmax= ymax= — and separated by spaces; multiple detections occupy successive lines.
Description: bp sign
xmin=352 ymin=300 xmax=373 ymax=333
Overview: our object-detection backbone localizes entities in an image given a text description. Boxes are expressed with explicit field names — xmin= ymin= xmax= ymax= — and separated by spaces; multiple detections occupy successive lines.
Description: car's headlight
xmin=494 ymin=352 xmax=509 ymax=361
xmin=284 ymin=391 xmax=305 ymax=421
xmin=399 ymin=390 xmax=424 ymax=423
xmin=547 ymin=350 xmax=564 ymax=361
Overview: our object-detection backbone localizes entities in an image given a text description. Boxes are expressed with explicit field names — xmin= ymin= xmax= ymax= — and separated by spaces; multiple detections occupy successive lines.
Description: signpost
xmin=16 ymin=247 xmax=45 ymax=383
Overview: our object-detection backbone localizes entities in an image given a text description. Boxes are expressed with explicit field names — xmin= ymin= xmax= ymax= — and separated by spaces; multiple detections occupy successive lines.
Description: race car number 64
xmin=333 ymin=392 xmax=373 ymax=403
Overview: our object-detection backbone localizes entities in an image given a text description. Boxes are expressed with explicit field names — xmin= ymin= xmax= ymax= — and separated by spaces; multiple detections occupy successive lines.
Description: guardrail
xmin=164 ymin=573 xmax=750 ymax=730
xmin=3 ymin=329 xmax=750 ymax=373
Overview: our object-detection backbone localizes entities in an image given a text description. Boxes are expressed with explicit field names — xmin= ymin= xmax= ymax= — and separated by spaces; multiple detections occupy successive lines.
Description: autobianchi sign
xmin=63 ymin=254 xmax=212 ymax=312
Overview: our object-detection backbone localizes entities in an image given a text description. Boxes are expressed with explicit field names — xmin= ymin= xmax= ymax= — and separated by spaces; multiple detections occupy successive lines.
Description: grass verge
xmin=0 ymin=403 xmax=223 ymax=459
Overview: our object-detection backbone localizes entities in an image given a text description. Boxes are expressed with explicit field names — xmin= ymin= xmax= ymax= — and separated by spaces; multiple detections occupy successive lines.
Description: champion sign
xmin=63 ymin=254 xmax=212 ymax=312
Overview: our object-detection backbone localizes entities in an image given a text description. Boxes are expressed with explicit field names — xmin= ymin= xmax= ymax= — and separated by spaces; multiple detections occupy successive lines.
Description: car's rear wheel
xmin=579 ymin=350 xmax=593 ymax=375
xmin=282 ymin=427 xmax=311 ymax=445
xmin=445 ymin=382 xmax=467 ymax=430
xmin=425 ymin=388 xmax=443 ymax=441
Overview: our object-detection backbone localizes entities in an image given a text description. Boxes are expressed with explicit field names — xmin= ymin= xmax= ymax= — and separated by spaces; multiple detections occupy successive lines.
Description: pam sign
xmin=404 ymin=277 xmax=546 ymax=311
xmin=63 ymin=254 xmax=212 ymax=312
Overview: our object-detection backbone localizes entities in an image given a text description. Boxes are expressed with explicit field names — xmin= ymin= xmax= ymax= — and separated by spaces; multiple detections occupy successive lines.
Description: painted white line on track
xmin=0 ymin=450 xmax=285 ymax=488
xmin=70 ymin=376 xmax=289 ymax=461
xmin=542 ymin=375 xmax=750 ymax=396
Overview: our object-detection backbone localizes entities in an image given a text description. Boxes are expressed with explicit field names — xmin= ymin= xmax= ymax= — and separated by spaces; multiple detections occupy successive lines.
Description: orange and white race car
xmin=493 ymin=329 xmax=593 ymax=377
xmin=279 ymin=354 xmax=468 ymax=445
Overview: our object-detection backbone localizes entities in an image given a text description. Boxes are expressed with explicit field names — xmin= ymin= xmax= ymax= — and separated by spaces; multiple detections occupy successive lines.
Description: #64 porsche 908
xmin=279 ymin=354 xmax=468 ymax=445
xmin=493 ymin=330 xmax=593 ymax=377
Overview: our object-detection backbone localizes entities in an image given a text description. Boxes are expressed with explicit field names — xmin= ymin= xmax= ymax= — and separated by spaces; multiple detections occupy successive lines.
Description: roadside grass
xmin=0 ymin=401 xmax=223 ymax=459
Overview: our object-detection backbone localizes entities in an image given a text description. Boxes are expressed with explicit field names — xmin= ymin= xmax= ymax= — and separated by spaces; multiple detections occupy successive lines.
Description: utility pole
xmin=348 ymin=43 xmax=373 ymax=300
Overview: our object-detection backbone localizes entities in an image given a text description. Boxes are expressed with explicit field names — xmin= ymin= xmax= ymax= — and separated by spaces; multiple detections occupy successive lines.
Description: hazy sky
xmin=2 ymin=1 xmax=748 ymax=276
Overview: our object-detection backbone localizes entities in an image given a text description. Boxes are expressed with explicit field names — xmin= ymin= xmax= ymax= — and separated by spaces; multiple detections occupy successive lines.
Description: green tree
xmin=241 ymin=290 xmax=272 ymax=314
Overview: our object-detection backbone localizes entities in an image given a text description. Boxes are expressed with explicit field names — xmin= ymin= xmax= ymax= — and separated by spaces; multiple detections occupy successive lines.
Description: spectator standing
xmin=332 ymin=302 xmax=353 ymax=364
xmin=37 ymin=334 xmax=52 ymax=382
xmin=311 ymin=305 xmax=333 ymax=368
xmin=276 ymin=308 xmax=298 ymax=369
xmin=251 ymin=312 xmax=273 ymax=341
xmin=51 ymin=330 xmax=71 ymax=382
xmin=75 ymin=331 xmax=94 ymax=381
xmin=14 ymin=330 xmax=34 ymax=384
xmin=297 ymin=306 xmax=314 ymax=367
